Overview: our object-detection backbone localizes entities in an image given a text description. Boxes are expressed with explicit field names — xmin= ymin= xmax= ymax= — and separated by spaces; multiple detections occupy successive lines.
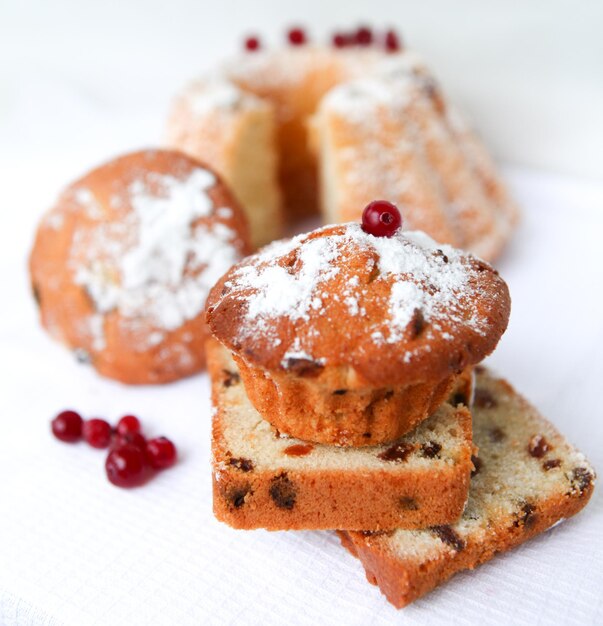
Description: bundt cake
xmin=165 ymin=35 xmax=518 ymax=260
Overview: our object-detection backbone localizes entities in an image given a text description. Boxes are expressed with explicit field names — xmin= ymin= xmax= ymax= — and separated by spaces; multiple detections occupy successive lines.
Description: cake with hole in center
xmin=165 ymin=34 xmax=518 ymax=257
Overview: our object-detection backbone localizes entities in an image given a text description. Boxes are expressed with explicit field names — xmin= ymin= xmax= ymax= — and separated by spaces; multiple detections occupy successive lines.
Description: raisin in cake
xmin=339 ymin=367 xmax=595 ymax=608
xmin=209 ymin=340 xmax=474 ymax=531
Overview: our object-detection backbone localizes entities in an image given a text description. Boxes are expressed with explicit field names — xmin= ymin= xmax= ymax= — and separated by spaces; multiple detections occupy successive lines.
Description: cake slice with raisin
xmin=339 ymin=367 xmax=595 ymax=608
xmin=209 ymin=339 xmax=475 ymax=531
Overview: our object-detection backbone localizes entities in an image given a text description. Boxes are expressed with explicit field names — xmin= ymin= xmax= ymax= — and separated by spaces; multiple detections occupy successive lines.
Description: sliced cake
xmin=339 ymin=367 xmax=595 ymax=608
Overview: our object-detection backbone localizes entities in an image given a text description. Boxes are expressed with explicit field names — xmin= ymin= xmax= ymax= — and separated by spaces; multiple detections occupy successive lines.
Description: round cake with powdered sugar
xmin=29 ymin=149 xmax=250 ymax=384
xmin=206 ymin=221 xmax=510 ymax=446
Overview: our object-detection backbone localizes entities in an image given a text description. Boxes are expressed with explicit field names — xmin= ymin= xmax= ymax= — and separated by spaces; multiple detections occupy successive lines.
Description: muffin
xmin=206 ymin=203 xmax=510 ymax=446
xmin=29 ymin=149 xmax=250 ymax=384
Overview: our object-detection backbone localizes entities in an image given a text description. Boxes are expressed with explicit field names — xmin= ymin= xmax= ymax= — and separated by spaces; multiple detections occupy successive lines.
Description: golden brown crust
xmin=339 ymin=489 xmax=593 ymax=608
xmin=29 ymin=149 xmax=250 ymax=384
xmin=208 ymin=339 xmax=473 ymax=530
xmin=213 ymin=464 xmax=471 ymax=532
xmin=338 ymin=370 xmax=596 ymax=608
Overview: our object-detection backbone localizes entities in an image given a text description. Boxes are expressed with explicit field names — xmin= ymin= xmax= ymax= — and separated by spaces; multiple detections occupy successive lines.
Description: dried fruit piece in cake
xmin=29 ymin=150 xmax=250 ymax=384
xmin=206 ymin=222 xmax=509 ymax=446
xmin=209 ymin=340 xmax=473 ymax=531
xmin=339 ymin=369 xmax=595 ymax=608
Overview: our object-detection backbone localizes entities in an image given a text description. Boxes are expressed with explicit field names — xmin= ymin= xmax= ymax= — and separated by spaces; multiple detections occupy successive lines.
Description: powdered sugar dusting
xmin=74 ymin=188 xmax=103 ymax=219
xmin=71 ymin=167 xmax=241 ymax=334
xmin=221 ymin=223 xmax=489 ymax=362
xmin=182 ymin=78 xmax=263 ymax=117
xmin=322 ymin=75 xmax=415 ymax=125
xmin=237 ymin=236 xmax=340 ymax=321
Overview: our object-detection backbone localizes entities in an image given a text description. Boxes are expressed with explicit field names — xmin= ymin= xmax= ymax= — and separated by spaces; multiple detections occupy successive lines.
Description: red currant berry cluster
xmin=51 ymin=410 xmax=177 ymax=488
xmin=361 ymin=200 xmax=403 ymax=237
xmin=332 ymin=26 xmax=402 ymax=52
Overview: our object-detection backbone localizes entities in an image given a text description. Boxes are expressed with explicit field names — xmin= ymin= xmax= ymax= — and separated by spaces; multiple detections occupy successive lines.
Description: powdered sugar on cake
xmin=222 ymin=223 xmax=489 ymax=362
xmin=183 ymin=78 xmax=259 ymax=117
xmin=71 ymin=167 xmax=241 ymax=337
xmin=234 ymin=236 xmax=340 ymax=321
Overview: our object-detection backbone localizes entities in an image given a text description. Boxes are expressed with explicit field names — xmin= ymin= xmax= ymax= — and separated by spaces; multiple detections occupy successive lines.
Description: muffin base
xmin=234 ymin=356 xmax=461 ymax=447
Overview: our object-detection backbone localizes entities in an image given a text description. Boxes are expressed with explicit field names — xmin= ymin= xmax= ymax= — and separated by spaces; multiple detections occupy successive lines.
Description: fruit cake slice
xmin=339 ymin=367 xmax=595 ymax=608
xmin=208 ymin=339 xmax=474 ymax=531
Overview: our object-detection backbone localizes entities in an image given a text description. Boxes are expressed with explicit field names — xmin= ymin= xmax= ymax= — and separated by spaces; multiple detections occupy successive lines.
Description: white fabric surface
xmin=0 ymin=162 xmax=602 ymax=624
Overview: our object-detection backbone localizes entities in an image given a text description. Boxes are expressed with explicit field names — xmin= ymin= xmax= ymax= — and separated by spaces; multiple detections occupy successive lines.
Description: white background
xmin=2 ymin=0 xmax=603 ymax=181
xmin=0 ymin=2 xmax=602 ymax=625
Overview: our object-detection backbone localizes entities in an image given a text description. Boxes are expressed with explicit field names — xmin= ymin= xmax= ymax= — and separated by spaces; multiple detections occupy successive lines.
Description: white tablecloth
xmin=0 ymin=139 xmax=602 ymax=624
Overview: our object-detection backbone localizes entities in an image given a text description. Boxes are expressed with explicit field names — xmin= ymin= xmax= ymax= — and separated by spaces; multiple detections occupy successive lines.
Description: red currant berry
xmin=332 ymin=32 xmax=350 ymax=48
xmin=385 ymin=29 xmax=401 ymax=52
xmin=112 ymin=431 xmax=147 ymax=452
xmin=355 ymin=26 xmax=373 ymax=46
xmin=105 ymin=444 xmax=149 ymax=488
xmin=288 ymin=27 xmax=307 ymax=46
xmin=146 ymin=437 xmax=178 ymax=470
xmin=244 ymin=35 xmax=260 ymax=52
xmin=116 ymin=414 xmax=141 ymax=436
xmin=83 ymin=418 xmax=112 ymax=449
xmin=51 ymin=410 xmax=83 ymax=443
xmin=361 ymin=200 xmax=402 ymax=237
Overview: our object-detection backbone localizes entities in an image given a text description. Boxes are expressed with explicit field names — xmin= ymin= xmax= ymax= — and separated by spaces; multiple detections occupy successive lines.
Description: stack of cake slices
xmin=206 ymin=220 xmax=595 ymax=608
xmin=208 ymin=344 xmax=594 ymax=607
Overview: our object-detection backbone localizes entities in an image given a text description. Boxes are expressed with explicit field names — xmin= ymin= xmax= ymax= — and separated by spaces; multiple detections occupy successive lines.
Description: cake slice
xmin=208 ymin=339 xmax=474 ymax=531
xmin=339 ymin=367 xmax=595 ymax=608
xmin=165 ymin=78 xmax=282 ymax=248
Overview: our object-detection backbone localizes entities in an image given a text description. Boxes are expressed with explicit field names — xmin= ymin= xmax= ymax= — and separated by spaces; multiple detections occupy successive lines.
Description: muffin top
xmin=30 ymin=149 xmax=250 ymax=355
xmin=206 ymin=223 xmax=510 ymax=386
